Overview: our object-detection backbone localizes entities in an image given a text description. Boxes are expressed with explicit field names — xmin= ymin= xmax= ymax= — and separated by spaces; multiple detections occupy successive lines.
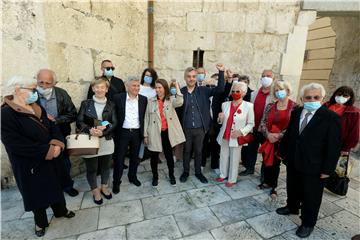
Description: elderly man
xmin=178 ymin=64 xmax=225 ymax=183
xmin=112 ymin=77 xmax=147 ymax=194
xmin=276 ymin=83 xmax=341 ymax=238
xmin=36 ymin=69 xmax=79 ymax=197
xmin=87 ymin=59 xmax=125 ymax=101
xmin=240 ymin=69 xmax=274 ymax=176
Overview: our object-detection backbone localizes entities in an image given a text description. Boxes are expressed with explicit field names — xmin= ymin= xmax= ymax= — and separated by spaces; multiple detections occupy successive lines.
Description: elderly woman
xmin=144 ymin=79 xmax=185 ymax=186
xmin=77 ymin=77 xmax=117 ymax=205
xmin=258 ymin=80 xmax=297 ymax=197
xmin=216 ymin=82 xmax=255 ymax=187
xmin=1 ymin=76 xmax=75 ymax=237
xmin=324 ymin=86 xmax=359 ymax=156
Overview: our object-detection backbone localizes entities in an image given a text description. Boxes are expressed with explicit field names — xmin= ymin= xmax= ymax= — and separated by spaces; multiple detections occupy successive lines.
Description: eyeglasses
xmin=38 ymin=81 xmax=53 ymax=86
xmin=20 ymin=87 xmax=37 ymax=93
xmin=304 ymin=95 xmax=321 ymax=101
xmin=105 ymin=67 xmax=115 ymax=71
xmin=232 ymin=90 xmax=241 ymax=93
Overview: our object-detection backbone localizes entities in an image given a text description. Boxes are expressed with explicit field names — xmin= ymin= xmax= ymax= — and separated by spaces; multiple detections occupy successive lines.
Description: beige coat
xmin=144 ymin=95 xmax=186 ymax=152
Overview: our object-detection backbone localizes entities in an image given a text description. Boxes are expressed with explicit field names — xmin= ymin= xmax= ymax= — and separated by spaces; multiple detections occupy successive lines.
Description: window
xmin=193 ymin=48 xmax=204 ymax=68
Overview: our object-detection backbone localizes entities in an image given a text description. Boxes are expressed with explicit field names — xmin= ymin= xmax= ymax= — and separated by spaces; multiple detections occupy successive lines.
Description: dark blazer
xmin=53 ymin=87 xmax=77 ymax=137
xmin=1 ymin=101 xmax=65 ymax=211
xmin=87 ymin=76 xmax=126 ymax=101
xmin=278 ymin=106 xmax=342 ymax=176
xmin=112 ymin=92 xmax=148 ymax=137
xmin=177 ymin=70 xmax=225 ymax=132
xmin=76 ymin=99 xmax=117 ymax=140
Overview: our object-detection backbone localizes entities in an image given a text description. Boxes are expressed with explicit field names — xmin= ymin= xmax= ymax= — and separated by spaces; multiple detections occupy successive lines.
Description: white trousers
xmin=219 ymin=140 xmax=241 ymax=183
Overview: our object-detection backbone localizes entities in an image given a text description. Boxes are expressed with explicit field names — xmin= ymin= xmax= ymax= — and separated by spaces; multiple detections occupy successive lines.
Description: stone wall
xmin=2 ymin=0 xmax=312 ymax=185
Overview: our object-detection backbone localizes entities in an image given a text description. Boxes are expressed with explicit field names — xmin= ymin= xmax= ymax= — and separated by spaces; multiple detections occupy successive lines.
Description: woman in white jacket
xmin=216 ymin=82 xmax=255 ymax=187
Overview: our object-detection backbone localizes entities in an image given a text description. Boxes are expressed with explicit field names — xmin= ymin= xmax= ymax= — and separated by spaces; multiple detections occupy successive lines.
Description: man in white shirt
xmin=112 ymin=77 xmax=148 ymax=194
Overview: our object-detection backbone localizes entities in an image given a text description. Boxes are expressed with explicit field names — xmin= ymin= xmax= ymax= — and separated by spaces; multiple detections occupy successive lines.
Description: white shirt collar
xmin=126 ymin=93 xmax=139 ymax=101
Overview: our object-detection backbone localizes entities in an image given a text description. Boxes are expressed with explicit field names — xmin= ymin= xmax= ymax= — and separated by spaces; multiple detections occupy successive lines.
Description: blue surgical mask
xmin=144 ymin=76 xmax=153 ymax=84
xmin=275 ymin=90 xmax=287 ymax=99
xmin=25 ymin=91 xmax=38 ymax=104
xmin=303 ymin=101 xmax=321 ymax=111
xmin=104 ymin=69 xmax=114 ymax=77
xmin=170 ymin=87 xmax=177 ymax=95
xmin=197 ymin=74 xmax=205 ymax=82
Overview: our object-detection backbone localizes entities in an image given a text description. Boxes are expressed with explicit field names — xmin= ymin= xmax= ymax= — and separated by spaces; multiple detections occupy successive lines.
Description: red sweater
xmin=324 ymin=102 xmax=360 ymax=152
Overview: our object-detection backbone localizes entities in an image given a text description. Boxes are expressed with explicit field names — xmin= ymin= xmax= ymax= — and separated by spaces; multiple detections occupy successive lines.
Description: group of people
xmin=1 ymin=59 xmax=359 ymax=238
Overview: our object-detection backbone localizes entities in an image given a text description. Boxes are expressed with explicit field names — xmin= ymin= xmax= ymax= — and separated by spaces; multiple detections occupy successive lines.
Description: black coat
xmin=1 ymin=101 xmax=65 ymax=211
xmin=53 ymin=87 xmax=77 ymax=137
xmin=87 ymin=76 xmax=126 ymax=101
xmin=76 ymin=99 xmax=117 ymax=140
xmin=278 ymin=106 xmax=342 ymax=176
xmin=113 ymin=93 xmax=147 ymax=137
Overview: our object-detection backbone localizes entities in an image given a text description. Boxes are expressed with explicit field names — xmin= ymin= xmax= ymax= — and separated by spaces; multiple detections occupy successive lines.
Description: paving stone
xmin=270 ymin=236 xmax=287 ymax=240
xmin=210 ymin=197 xmax=268 ymax=224
xmin=246 ymin=212 xmax=297 ymax=239
xmin=349 ymin=178 xmax=360 ymax=191
xmin=1 ymin=187 xmax=23 ymax=202
xmin=141 ymin=192 xmax=196 ymax=219
xmin=333 ymin=197 xmax=360 ymax=217
xmin=77 ymin=225 xmax=126 ymax=240
xmin=1 ymin=199 xmax=25 ymax=221
xmin=187 ymin=185 xmax=231 ymax=208
xmin=127 ymin=215 xmax=182 ymax=240
xmin=318 ymin=198 xmax=344 ymax=219
xmin=281 ymin=226 xmax=336 ymax=240
xmin=178 ymin=231 xmax=215 ymax=240
xmin=189 ymin=171 xmax=220 ymax=188
xmin=314 ymin=210 xmax=360 ymax=240
xmin=98 ymin=200 xmax=143 ymax=229
xmin=252 ymin=188 xmax=287 ymax=212
xmin=65 ymin=191 xmax=84 ymax=211
xmin=174 ymin=207 xmax=222 ymax=236
xmin=1 ymin=217 xmax=35 ymax=240
xmin=45 ymin=208 xmax=99 ymax=239
xmin=220 ymin=179 xmax=263 ymax=200
xmin=211 ymin=221 xmax=262 ymax=240
xmin=322 ymin=189 xmax=347 ymax=202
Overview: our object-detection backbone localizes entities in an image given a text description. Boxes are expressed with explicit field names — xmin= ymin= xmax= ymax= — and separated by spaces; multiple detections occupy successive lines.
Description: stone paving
xmin=1 ymin=158 xmax=360 ymax=240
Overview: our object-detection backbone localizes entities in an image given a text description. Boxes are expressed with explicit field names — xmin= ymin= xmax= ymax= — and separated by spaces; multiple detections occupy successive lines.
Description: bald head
xmin=37 ymin=69 xmax=56 ymax=89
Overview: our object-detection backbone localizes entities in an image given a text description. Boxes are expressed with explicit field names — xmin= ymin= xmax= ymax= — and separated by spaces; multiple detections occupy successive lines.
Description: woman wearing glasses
xmin=1 ymin=76 xmax=75 ymax=237
xmin=216 ymin=82 xmax=255 ymax=187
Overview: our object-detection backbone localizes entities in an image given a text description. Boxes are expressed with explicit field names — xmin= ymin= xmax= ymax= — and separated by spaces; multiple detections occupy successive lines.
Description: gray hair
xmin=3 ymin=75 xmax=37 ymax=96
xmin=233 ymin=81 xmax=248 ymax=94
xmin=36 ymin=69 xmax=57 ymax=83
xmin=184 ymin=67 xmax=196 ymax=80
xmin=300 ymin=83 xmax=326 ymax=99
xmin=126 ymin=76 xmax=140 ymax=85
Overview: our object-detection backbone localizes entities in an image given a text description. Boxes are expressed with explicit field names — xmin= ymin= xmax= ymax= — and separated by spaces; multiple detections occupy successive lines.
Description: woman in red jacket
xmin=324 ymin=86 xmax=360 ymax=155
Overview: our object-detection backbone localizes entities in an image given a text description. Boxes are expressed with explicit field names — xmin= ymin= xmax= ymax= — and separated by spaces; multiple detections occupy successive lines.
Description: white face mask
xmin=37 ymin=86 xmax=53 ymax=100
xmin=260 ymin=77 xmax=273 ymax=88
xmin=335 ymin=96 xmax=349 ymax=105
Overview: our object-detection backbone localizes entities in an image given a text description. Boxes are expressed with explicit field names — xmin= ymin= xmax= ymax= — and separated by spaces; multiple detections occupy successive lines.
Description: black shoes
xmin=93 ymin=196 xmax=103 ymax=205
xmin=65 ymin=188 xmax=79 ymax=197
xmin=180 ymin=172 xmax=189 ymax=183
xmin=112 ymin=184 xmax=120 ymax=194
xmin=64 ymin=211 xmax=75 ymax=218
xmin=239 ymin=169 xmax=254 ymax=176
xmin=123 ymin=164 xmax=129 ymax=169
xmin=129 ymin=178 xmax=142 ymax=187
xmin=195 ymin=174 xmax=208 ymax=184
xmin=170 ymin=176 xmax=176 ymax=186
xmin=276 ymin=206 xmax=299 ymax=215
xmin=296 ymin=225 xmax=314 ymax=238
xmin=35 ymin=226 xmax=45 ymax=237
xmin=100 ymin=190 xmax=113 ymax=200
xmin=152 ymin=178 xmax=158 ymax=187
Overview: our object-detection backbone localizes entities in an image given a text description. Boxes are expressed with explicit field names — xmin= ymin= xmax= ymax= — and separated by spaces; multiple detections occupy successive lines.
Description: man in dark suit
xmin=112 ymin=76 xmax=147 ymax=194
xmin=276 ymin=83 xmax=341 ymax=238
xmin=87 ymin=59 xmax=126 ymax=101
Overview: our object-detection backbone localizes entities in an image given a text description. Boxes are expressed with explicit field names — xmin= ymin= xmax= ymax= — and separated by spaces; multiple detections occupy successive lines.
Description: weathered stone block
xmin=216 ymin=12 xmax=246 ymax=32
xmin=186 ymin=12 xmax=217 ymax=32
xmin=297 ymin=10 xmax=317 ymax=26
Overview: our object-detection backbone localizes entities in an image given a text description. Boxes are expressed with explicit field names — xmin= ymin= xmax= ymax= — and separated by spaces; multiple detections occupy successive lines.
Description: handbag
xmin=237 ymin=133 xmax=254 ymax=145
xmin=66 ymin=129 xmax=100 ymax=156
xmin=325 ymin=155 xmax=350 ymax=196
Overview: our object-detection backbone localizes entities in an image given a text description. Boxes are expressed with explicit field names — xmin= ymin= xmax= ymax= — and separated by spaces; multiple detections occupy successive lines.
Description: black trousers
xmin=201 ymin=124 xmax=220 ymax=169
xmin=54 ymin=154 xmax=74 ymax=191
xmin=183 ymin=128 xmax=206 ymax=175
xmin=113 ymin=128 xmax=141 ymax=185
xmin=263 ymin=159 xmax=281 ymax=188
xmin=33 ymin=202 xmax=67 ymax=228
xmin=150 ymin=130 xmax=175 ymax=179
xmin=241 ymin=146 xmax=248 ymax=165
xmin=286 ymin=167 xmax=326 ymax=227
xmin=245 ymin=131 xmax=265 ymax=172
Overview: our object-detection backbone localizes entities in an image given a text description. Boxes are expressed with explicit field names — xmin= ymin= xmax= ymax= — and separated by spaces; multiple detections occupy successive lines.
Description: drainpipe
xmin=148 ymin=0 xmax=154 ymax=68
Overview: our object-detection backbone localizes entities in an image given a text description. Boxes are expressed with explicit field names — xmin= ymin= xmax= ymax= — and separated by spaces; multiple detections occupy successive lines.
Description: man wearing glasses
xmin=87 ymin=59 xmax=126 ymax=101
xmin=276 ymin=83 xmax=341 ymax=238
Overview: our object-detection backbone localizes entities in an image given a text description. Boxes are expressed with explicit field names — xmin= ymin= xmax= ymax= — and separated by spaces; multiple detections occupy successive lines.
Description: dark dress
xmin=1 ymin=99 xmax=66 ymax=211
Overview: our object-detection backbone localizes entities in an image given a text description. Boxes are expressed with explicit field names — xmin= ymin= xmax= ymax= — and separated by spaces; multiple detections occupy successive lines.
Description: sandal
xmin=270 ymin=189 xmax=278 ymax=198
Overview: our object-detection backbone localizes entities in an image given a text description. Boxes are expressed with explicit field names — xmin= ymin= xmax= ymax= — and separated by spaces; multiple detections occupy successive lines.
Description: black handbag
xmin=325 ymin=155 xmax=350 ymax=196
